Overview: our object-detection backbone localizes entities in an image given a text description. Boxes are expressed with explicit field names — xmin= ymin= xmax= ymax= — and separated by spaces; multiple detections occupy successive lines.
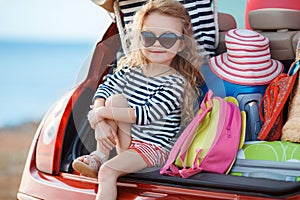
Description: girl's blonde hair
xmin=118 ymin=0 xmax=205 ymax=125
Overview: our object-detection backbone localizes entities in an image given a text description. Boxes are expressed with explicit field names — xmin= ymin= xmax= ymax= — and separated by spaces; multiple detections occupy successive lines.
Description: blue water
xmin=0 ymin=0 xmax=246 ymax=128
xmin=0 ymin=40 xmax=96 ymax=127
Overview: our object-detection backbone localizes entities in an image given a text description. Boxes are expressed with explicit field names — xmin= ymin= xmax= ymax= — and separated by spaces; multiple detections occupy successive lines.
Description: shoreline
xmin=0 ymin=121 xmax=40 ymax=133
xmin=0 ymin=121 xmax=39 ymax=199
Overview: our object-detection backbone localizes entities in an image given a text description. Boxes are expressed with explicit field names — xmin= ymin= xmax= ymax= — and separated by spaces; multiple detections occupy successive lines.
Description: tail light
xmin=35 ymin=88 xmax=81 ymax=174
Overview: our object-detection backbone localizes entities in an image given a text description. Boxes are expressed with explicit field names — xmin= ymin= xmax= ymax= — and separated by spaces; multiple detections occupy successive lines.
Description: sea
xmin=0 ymin=0 xmax=246 ymax=128
xmin=0 ymin=39 xmax=96 ymax=127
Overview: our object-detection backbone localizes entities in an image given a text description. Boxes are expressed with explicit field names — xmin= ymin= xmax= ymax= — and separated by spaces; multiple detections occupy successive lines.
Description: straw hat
xmin=91 ymin=0 xmax=115 ymax=13
xmin=209 ymin=29 xmax=284 ymax=85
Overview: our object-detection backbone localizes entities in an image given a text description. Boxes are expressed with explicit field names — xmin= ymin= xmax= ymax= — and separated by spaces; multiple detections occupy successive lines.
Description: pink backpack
xmin=160 ymin=90 xmax=244 ymax=178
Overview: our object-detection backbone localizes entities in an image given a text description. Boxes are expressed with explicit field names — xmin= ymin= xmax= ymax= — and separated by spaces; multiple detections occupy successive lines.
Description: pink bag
xmin=160 ymin=90 xmax=243 ymax=178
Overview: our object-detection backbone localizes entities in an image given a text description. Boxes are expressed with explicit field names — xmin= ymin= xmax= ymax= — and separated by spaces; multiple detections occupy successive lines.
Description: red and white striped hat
xmin=209 ymin=29 xmax=284 ymax=85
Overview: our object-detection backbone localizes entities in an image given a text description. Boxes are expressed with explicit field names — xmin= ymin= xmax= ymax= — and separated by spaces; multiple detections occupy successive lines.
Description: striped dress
xmin=118 ymin=0 xmax=217 ymax=57
xmin=94 ymin=67 xmax=185 ymax=151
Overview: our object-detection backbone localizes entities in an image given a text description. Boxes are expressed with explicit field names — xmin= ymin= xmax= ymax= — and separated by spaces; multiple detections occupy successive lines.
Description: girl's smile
xmin=148 ymin=49 xmax=167 ymax=53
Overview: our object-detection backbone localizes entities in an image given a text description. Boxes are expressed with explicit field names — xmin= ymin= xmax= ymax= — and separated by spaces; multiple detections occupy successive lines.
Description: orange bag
xmin=258 ymin=61 xmax=299 ymax=141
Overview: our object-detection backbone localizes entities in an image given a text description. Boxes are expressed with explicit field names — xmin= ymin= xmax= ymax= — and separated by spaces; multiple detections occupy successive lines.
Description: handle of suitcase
xmin=236 ymin=93 xmax=263 ymax=141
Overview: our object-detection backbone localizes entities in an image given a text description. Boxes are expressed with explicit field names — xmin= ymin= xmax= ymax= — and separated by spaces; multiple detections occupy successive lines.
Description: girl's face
xmin=141 ymin=12 xmax=185 ymax=66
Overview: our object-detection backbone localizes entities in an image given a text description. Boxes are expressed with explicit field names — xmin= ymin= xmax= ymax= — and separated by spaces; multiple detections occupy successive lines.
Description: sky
xmin=0 ymin=0 xmax=246 ymax=127
xmin=0 ymin=0 xmax=113 ymax=42
xmin=0 ymin=0 xmax=246 ymax=42
xmin=0 ymin=0 xmax=114 ymax=127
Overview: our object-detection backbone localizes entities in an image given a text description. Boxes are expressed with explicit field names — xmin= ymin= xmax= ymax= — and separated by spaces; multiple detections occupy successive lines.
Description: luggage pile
xmin=211 ymin=30 xmax=300 ymax=181
xmin=163 ymin=28 xmax=300 ymax=182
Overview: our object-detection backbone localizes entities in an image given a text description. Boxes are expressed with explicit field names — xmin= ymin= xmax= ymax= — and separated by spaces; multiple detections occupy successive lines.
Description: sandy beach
xmin=0 ymin=122 xmax=39 ymax=200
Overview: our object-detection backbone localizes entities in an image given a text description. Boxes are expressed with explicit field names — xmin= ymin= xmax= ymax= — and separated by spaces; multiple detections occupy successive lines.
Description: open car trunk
xmin=59 ymin=21 xmax=300 ymax=199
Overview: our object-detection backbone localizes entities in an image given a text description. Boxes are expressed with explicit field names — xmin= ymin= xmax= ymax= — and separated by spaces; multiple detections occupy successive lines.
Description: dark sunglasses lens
xmin=141 ymin=32 xmax=156 ymax=47
xmin=159 ymin=33 xmax=178 ymax=49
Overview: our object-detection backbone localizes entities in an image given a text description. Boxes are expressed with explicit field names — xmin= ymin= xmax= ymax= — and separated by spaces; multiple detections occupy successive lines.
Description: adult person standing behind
xmin=93 ymin=0 xmax=219 ymax=59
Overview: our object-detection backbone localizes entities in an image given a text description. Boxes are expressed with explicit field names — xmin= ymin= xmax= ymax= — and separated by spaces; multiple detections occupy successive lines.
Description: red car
xmin=18 ymin=1 xmax=300 ymax=199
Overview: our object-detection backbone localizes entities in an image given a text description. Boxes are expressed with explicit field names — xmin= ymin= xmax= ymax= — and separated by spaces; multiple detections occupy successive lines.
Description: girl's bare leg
xmin=73 ymin=94 xmax=132 ymax=180
xmin=94 ymin=93 xmax=131 ymax=162
xmin=96 ymin=149 xmax=148 ymax=200
xmin=96 ymin=94 xmax=141 ymax=200
xmin=95 ymin=120 xmax=116 ymax=163
xmin=103 ymin=94 xmax=132 ymax=153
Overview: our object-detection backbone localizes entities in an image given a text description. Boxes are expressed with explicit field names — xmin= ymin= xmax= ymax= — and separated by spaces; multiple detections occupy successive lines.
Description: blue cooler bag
xmin=202 ymin=65 xmax=267 ymax=141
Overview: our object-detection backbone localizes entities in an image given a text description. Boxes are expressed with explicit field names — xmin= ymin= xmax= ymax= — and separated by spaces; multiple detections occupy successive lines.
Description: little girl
xmin=117 ymin=0 xmax=217 ymax=58
xmin=72 ymin=0 xmax=204 ymax=199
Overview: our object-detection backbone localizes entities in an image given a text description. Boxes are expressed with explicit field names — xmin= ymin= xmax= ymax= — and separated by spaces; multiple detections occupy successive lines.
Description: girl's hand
xmin=94 ymin=120 xmax=117 ymax=150
xmin=87 ymin=108 xmax=104 ymax=129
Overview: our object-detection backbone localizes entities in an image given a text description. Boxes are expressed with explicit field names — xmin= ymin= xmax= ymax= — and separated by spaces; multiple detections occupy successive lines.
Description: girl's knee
xmin=98 ymin=164 xmax=118 ymax=182
xmin=105 ymin=94 xmax=128 ymax=107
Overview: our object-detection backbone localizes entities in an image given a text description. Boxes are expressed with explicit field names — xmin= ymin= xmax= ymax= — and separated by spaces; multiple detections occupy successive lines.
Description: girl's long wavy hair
xmin=118 ymin=0 xmax=205 ymax=126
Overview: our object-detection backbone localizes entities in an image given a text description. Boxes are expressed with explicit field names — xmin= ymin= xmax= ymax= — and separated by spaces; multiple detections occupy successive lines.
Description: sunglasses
xmin=140 ymin=31 xmax=184 ymax=49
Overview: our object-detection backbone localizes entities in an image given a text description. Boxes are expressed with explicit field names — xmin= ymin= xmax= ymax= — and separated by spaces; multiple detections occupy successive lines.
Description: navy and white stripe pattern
xmin=118 ymin=0 xmax=216 ymax=57
xmin=94 ymin=67 xmax=185 ymax=151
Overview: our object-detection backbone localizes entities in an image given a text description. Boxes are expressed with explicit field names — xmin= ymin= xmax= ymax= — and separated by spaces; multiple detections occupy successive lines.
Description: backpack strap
xmin=179 ymin=91 xmax=214 ymax=167
xmin=179 ymin=148 xmax=204 ymax=178
xmin=160 ymin=90 xmax=214 ymax=177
